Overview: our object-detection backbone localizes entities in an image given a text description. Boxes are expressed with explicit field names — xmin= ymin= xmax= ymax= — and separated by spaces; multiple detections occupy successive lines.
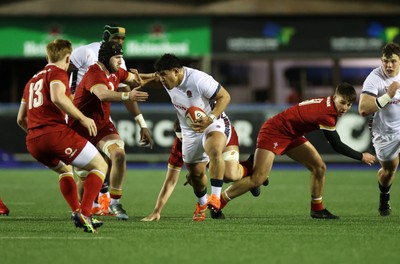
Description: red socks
xmin=59 ymin=174 xmax=80 ymax=212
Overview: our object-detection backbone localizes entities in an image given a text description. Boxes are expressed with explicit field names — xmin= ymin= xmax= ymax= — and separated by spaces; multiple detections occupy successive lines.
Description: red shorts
xmin=168 ymin=137 xmax=183 ymax=168
xmin=227 ymin=125 xmax=239 ymax=147
xmin=73 ymin=121 xmax=119 ymax=146
xmin=27 ymin=129 xmax=88 ymax=168
xmin=256 ymin=121 xmax=307 ymax=155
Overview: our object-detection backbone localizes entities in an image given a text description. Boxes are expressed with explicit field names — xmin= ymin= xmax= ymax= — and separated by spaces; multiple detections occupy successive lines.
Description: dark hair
xmin=153 ymin=53 xmax=182 ymax=72
xmin=382 ymin=42 xmax=400 ymax=58
xmin=102 ymin=24 xmax=126 ymax=42
xmin=98 ymin=41 xmax=123 ymax=72
xmin=334 ymin=82 xmax=357 ymax=103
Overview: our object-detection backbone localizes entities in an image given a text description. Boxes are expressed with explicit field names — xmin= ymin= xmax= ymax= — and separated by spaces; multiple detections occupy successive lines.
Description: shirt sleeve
xmin=196 ymin=71 xmax=220 ymax=100
xmin=323 ymin=130 xmax=363 ymax=160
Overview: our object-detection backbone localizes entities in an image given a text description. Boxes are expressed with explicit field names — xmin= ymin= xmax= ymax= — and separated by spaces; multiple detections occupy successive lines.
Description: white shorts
xmin=182 ymin=118 xmax=232 ymax=163
xmin=372 ymin=132 xmax=400 ymax=162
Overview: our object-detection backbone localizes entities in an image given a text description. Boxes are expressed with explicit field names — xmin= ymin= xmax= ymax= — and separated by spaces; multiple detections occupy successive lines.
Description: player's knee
xmin=252 ymin=173 xmax=268 ymax=187
xmin=380 ymin=167 xmax=396 ymax=178
xmin=110 ymin=147 xmax=126 ymax=164
xmin=74 ymin=167 xmax=89 ymax=179
xmin=102 ymin=139 xmax=125 ymax=160
xmin=311 ymin=163 xmax=326 ymax=178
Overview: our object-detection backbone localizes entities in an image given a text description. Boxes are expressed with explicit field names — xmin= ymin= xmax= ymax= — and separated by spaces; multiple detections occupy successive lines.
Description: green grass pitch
xmin=0 ymin=166 xmax=399 ymax=264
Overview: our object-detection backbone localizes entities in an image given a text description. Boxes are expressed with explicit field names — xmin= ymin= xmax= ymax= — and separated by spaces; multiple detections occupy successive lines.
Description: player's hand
xmin=361 ymin=152 xmax=375 ymax=166
xmin=141 ymin=212 xmax=160 ymax=222
xmin=129 ymin=86 xmax=149 ymax=101
xmin=129 ymin=68 xmax=142 ymax=86
xmin=191 ymin=116 xmax=212 ymax=133
xmin=80 ymin=117 xmax=97 ymax=137
xmin=139 ymin=128 xmax=154 ymax=149
xmin=387 ymin=81 xmax=400 ymax=98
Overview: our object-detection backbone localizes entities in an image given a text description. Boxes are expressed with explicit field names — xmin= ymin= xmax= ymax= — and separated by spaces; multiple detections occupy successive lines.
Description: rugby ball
xmin=185 ymin=106 xmax=207 ymax=127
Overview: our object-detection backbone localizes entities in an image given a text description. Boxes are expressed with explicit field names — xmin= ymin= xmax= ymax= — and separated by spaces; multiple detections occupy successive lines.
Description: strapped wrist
xmin=134 ymin=114 xmax=148 ymax=128
xmin=121 ymin=92 xmax=129 ymax=101
xmin=209 ymin=114 xmax=217 ymax=123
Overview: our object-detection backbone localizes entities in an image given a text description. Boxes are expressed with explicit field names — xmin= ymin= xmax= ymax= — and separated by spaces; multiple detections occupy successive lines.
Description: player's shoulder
xmin=185 ymin=66 xmax=207 ymax=77
xmin=47 ymin=64 xmax=67 ymax=76
xmin=71 ymin=42 xmax=100 ymax=59
xmin=365 ymin=66 xmax=385 ymax=81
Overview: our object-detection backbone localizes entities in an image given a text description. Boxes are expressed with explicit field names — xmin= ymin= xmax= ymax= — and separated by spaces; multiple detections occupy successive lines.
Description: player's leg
xmin=377 ymin=159 xmax=398 ymax=216
xmin=53 ymin=163 xmax=81 ymax=214
xmin=71 ymin=142 xmax=108 ymax=232
xmin=286 ymin=142 xmax=337 ymax=219
xmin=221 ymin=148 xmax=274 ymax=210
xmin=186 ymin=162 xmax=209 ymax=221
xmin=372 ymin=133 xmax=400 ymax=216
xmin=97 ymin=134 xmax=129 ymax=220
xmin=203 ymin=130 xmax=227 ymax=212
xmin=97 ymin=154 xmax=111 ymax=215
xmin=74 ymin=155 xmax=110 ymax=216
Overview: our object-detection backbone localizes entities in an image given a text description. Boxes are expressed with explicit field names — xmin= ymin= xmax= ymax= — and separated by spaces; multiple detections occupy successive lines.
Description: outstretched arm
xmin=323 ymin=130 xmax=375 ymax=165
xmin=118 ymin=84 xmax=153 ymax=148
xmin=141 ymin=166 xmax=181 ymax=221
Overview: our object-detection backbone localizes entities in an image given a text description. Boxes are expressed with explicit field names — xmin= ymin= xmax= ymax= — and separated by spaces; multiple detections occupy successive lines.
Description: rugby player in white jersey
xmin=359 ymin=42 xmax=400 ymax=217
xmin=68 ymin=24 xmax=154 ymax=219
xmin=153 ymin=53 xmax=252 ymax=221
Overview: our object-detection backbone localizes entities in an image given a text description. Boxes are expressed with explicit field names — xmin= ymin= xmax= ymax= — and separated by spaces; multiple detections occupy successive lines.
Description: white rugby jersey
xmin=164 ymin=67 xmax=228 ymax=135
xmin=362 ymin=66 xmax=400 ymax=134
xmin=70 ymin=41 xmax=127 ymax=91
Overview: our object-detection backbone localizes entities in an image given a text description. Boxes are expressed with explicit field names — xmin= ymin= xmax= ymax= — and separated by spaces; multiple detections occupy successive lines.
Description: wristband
xmin=376 ymin=93 xmax=391 ymax=109
xmin=134 ymin=114 xmax=148 ymax=128
xmin=209 ymin=114 xmax=217 ymax=123
xmin=121 ymin=92 xmax=129 ymax=101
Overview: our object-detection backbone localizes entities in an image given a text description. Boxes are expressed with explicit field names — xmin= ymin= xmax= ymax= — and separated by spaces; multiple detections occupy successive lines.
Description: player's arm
xmin=118 ymin=84 xmax=153 ymax=148
xmin=50 ymin=81 xmax=97 ymax=137
xmin=16 ymin=100 xmax=28 ymax=133
xmin=192 ymin=86 xmax=231 ymax=132
xmin=92 ymin=83 xmax=148 ymax=102
xmin=141 ymin=165 xmax=182 ymax=222
xmin=358 ymin=93 xmax=379 ymax=117
xmin=323 ymin=130 xmax=375 ymax=165
xmin=211 ymin=86 xmax=231 ymax=118
xmin=359 ymin=81 xmax=400 ymax=117
xmin=125 ymin=68 xmax=158 ymax=88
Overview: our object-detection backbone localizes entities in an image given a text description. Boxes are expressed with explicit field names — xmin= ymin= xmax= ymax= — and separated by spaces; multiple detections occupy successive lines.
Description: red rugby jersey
xmin=22 ymin=64 xmax=70 ymax=139
xmin=268 ymin=96 xmax=338 ymax=136
xmin=71 ymin=63 xmax=129 ymax=130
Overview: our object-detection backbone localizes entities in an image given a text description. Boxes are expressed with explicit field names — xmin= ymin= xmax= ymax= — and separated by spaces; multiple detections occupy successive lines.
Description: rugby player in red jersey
xmin=17 ymin=39 xmax=108 ymax=233
xmin=216 ymin=83 xmax=375 ymax=219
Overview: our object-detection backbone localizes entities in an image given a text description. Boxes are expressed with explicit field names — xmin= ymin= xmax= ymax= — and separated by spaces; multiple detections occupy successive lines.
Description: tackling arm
xmin=323 ymin=130 xmax=363 ymax=160
xmin=141 ymin=166 xmax=182 ymax=221
xmin=118 ymin=84 xmax=153 ymax=148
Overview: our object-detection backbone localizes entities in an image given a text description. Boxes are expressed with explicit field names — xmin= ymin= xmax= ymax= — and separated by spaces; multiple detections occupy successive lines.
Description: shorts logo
xmin=186 ymin=90 xmax=192 ymax=98
xmin=65 ymin=147 xmax=78 ymax=158
xmin=273 ymin=142 xmax=278 ymax=149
